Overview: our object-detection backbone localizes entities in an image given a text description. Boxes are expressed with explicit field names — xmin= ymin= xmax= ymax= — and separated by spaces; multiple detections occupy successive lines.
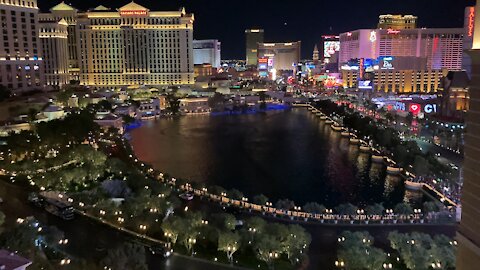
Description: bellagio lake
xmin=129 ymin=108 xmax=425 ymax=208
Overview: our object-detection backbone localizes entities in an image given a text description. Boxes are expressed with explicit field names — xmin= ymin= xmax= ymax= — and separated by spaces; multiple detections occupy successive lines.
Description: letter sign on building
xmin=424 ymin=104 xmax=437 ymax=114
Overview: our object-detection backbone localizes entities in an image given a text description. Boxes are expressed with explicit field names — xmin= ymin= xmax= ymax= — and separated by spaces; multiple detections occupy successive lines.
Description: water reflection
xmin=130 ymin=109 xmax=422 ymax=207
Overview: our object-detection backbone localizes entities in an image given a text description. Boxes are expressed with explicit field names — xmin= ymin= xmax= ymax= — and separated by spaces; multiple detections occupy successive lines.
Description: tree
xmin=98 ymin=100 xmax=113 ymax=111
xmin=275 ymin=199 xmax=295 ymax=211
xmin=218 ymin=231 xmax=241 ymax=264
xmin=254 ymin=234 xmax=282 ymax=269
xmin=283 ymin=225 xmax=311 ymax=265
xmin=365 ymin=203 xmax=385 ymax=215
xmin=27 ymin=108 xmax=38 ymax=122
xmin=394 ymin=202 xmax=413 ymax=215
xmin=122 ymin=115 xmax=135 ymax=125
xmin=101 ymin=242 xmax=148 ymax=270
xmin=252 ymin=194 xmax=269 ymax=206
xmin=211 ymin=213 xmax=236 ymax=231
xmin=423 ymin=201 xmax=441 ymax=214
xmin=228 ymin=189 xmax=244 ymax=200
xmin=337 ymin=231 xmax=385 ymax=270
xmin=166 ymin=94 xmax=180 ymax=115
xmin=161 ymin=216 xmax=183 ymax=245
xmin=335 ymin=203 xmax=358 ymax=215
xmin=303 ymin=202 xmax=326 ymax=214
xmin=208 ymin=92 xmax=225 ymax=111
xmin=245 ymin=217 xmax=267 ymax=243
xmin=413 ymin=156 xmax=429 ymax=176
xmin=406 ymin=112 xmax=414 ymax=125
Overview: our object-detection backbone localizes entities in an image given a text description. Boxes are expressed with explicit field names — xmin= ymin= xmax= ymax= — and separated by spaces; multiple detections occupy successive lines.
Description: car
xmin=179 ymin=192 xmax=194 ymax=201
xmin=150 ymin=245 xmax=173 ymax=258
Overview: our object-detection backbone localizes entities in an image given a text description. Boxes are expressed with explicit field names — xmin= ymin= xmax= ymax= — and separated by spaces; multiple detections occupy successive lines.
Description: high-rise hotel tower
xmin=76 ymin=2 xmax=194 ymax=88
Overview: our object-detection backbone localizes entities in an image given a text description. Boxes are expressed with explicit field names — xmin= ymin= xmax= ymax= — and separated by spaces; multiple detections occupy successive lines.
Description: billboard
xmin=324 ymin=41 xmax=340 ymax=58
xmin=358 ymin=80 xmax=373 ymax=90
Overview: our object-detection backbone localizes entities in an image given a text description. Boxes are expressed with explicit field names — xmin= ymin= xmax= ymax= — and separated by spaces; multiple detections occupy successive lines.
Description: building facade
xmin=40 ymin=2 xmax=79 ymax=81
xmin=193 ymin=39 xmax=221 ymax=68
xmin=342 ymin=68 xmax=448 ymax=93
xmin=457 ymin=2 xmax=480 ymax=269
xmin=377 ymin=14 xmax=417 ymax=30
xmin=75 ymin=2 xmax=194 ymax=88
xmin=339 ymin=28 xmax=464 ymax=71
xmin=245 ymin=29 xmax=264 ymax=66
xmin=39 ymin=18 xmax=69 ymax=88
xmin=0 ymin=0 xmax=43 ymax=92
xmin=257 ymin=42 xmax=301 ymax=71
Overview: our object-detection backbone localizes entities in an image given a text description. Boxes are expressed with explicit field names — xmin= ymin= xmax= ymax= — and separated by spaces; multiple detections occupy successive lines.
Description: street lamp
xmin=383 ymin=263 xmax=393 ymax=269
xmin=139 ymin=224 xmax=147 ymax=231
xmin=335 ymin=260 xmax=345 ymax=268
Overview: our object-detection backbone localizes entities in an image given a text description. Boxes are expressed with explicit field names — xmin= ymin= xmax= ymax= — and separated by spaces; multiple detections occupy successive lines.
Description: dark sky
xmin=39 ymin=0 xmax=476 ymax=59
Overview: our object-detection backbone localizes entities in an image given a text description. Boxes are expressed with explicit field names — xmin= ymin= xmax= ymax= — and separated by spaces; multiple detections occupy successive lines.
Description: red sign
xmin=258 ymin=58 xmax=268 ymax=64
xmin=120 ymin=10 xmax=148 ymax=16
xmin=359 ymin=58 xmax=364 ymax=79
xmin=468 ymin=7 xmax=475 ymax=37
xmin=387 ymin=29 xmax=401 ymax=34
xmin=409 ymin=103 xmax=421 ymax=115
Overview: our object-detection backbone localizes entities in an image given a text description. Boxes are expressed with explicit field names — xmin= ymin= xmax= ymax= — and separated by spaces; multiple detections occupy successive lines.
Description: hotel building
xmin=245 ymin=29 xmax=264 ymax=66
xmin=193 ymin=39 xmax=221 ymax=68
xmin=342 ymin=68 xmax=448 ymax=93
xmin=39 ymin=2 xmax=79 ymax=81
xmin=0 ymin=0 xmax=43 ymax=92
xmin=457 ymin=1 xmax=480 ymax=268
xmin=76 ymin=2 xmax=194 ymax=88
xmin=339 ymin=28 xmax=464 ymax=71
xmin=377 ymin=14 xmax=417 ymax=30
xmin=257 ymin=42 xmax=301 ymax=71
xmin=39 ymin=18 xmax=69 ymax=88
xmin=339 ymin=26 xmax=464 ymax=93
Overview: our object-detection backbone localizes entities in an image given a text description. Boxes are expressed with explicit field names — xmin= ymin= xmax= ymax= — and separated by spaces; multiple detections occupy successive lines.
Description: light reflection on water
xmin=130 ymin=109 xmax=424 ymax=208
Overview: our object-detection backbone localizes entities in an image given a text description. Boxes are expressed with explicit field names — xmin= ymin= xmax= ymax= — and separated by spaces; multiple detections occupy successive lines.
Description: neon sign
xmin=468 ymin=7 xmax=475 ymax=37
xmin=409 ymin=103 xmax=421 ymax=115
xmin=120 ymin=10 xmax=148 ymax=16
xmin=387 ymin=29 xmax=401 ymax=34
xmin=370 ymin=31 xmax=377 ymax=42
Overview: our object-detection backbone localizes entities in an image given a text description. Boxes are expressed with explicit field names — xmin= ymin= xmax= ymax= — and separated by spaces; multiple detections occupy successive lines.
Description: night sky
xmin=39 ymin=0 xmax=476 ymax=59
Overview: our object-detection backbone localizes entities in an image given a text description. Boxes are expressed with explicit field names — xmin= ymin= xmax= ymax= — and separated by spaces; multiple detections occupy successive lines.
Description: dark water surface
xmin=130 ymin=109 xmax=421 ymax=207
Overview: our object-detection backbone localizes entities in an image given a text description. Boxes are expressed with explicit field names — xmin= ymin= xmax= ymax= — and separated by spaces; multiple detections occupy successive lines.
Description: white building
xmin=39 ymin=18 xmax=69 ymax=88
xmin=76 ymin=2 xmax=194 ymax=88
xmin=0 ymin=0 xmax=44 ymax=92
xmin=193 ymin=39 xmax=221 ymax=68
xmin=39 ymin=2 xmax=80 ymax=81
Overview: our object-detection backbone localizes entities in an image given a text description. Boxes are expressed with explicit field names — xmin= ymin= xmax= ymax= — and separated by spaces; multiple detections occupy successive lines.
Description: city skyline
xmin=38 ymin=0 xmax=476 ymax=59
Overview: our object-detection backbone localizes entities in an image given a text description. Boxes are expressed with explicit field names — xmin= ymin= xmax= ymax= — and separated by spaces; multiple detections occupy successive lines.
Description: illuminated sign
xmin=324 ymin=41 xmax=340 ymax=58
xmin=347 ymin=32 xmax=352 ymax=37
xmin=380 ymin=56 xmax=394 ymax=70
xmin=120 ymin=10 xmax=148 ymax=16
xmin=359 ymin=58 xmax=364 ymax=79
xmin=424 ymin=104 xmax=438 ymax=114
xmin=258 ymin=58 xmax=268 ymax=64
xmin=358 ymin=80 xmax=373 ymax=90
xmin=394 ymin=102 xmax=406 ymax=111
xmin=268 ymin=58 xmax=274 ymax=67
xmin=468 ymin=7 xmax=475 ymax=37
xmin=370 ymin=31 xmax=377 ymax=42
xmin=387 ymin=29 xmax=401 ymax=34
xmin=409 ymin=103 xmax=421 ymax=115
